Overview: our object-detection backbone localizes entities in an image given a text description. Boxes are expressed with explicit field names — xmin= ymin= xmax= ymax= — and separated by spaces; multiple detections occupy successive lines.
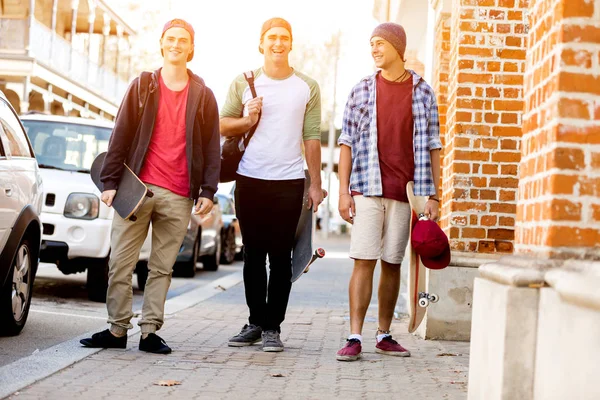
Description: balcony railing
xmin=0 ymin=18 xmax=127 ymax=104
xmin=0 ymin=19 xmax=27 ymax=52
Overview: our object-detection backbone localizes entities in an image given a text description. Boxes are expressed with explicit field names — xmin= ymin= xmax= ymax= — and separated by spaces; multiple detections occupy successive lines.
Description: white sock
xmin=348 ymin=334 xmax=362 ymax=342
xmin=377 ymin=333 xmax=391 ymax=343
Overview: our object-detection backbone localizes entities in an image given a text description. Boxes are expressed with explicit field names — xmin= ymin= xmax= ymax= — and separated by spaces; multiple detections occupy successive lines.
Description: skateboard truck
xmin=304 ymin=248 xmax=325 ymax=274
xmin=417 ymin=292 xmax=440 ymax=308
xmin=418 ymin=213 xmax=429 ymax=221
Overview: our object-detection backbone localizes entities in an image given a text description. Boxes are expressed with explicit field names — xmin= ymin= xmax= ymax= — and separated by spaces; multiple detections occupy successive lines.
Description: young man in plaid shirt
xmin=336 ymin=22 xmax=442 ymax=361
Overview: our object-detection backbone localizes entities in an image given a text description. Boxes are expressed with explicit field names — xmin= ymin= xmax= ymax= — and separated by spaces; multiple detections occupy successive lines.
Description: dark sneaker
xmin=336 ymin=338 xmax=362 ymax=361
xmin=262 ymin=330 xmax=284 ymax=352
xmin=139 ymin=333 xmax=172 ymax=354
xmin=228 ymin=324 xmax=262 ymax=347
xmin=80 ymin=329 xmax=127 ymax=349
xmin=375 ymin=336 xmax=411 ymax=357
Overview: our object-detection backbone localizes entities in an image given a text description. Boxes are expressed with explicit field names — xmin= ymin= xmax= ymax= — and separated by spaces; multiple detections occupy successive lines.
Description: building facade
xmin=0 ymin=0 xmax=135 ymax=120
xmin=376 ymin=0 xmax=600 ymax=397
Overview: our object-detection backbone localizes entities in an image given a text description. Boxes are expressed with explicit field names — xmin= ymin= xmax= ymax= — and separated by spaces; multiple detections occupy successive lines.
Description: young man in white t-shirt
xmin=220 ymin=17 xmax=324 ymax=352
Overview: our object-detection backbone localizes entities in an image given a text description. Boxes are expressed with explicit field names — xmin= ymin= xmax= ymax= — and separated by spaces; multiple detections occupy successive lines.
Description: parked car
xmin=216 ymin=193 xmax=242 ymax=264
xmin=20 ymin=113 xmax=114 ymax=302
xmin=0 ymin=92 xmax=43 ymax=336
xmin=136 ymin=197 xmax=224 ymax=290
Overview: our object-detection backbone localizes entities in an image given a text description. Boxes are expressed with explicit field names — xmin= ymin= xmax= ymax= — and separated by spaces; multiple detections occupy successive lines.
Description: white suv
xmin=20 ymin=114 xmax=113 ymax=302
xmin=0 ymin=91 xmax=43 ymax=335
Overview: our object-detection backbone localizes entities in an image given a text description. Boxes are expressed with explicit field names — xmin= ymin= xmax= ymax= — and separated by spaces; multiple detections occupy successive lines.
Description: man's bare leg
xmin=349 ymin=259 xmax=378 ymax=335
xmin=377 ymin=260 xmax=401 ymax=333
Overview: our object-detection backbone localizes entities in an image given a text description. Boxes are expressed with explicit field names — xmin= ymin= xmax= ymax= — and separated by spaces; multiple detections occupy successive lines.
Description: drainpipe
xmin=86 ymin=1 xmax=96 ymax=81
xmin=26 ymin=0 xmax=36 ymax=57
xmin=70 ymin=0 xmax=79 ymax=72
xmin=49 ymin=0 xmax=58 ymax=65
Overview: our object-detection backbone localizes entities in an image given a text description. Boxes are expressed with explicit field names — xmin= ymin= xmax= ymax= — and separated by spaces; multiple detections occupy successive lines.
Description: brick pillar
xmin=443 ymin=0 xmax=529 ymax=253
xmin=516 ymin=0 xmax=600 ymax=259
xmin=405 ymin=49 xmax=425 ymax=78
xmin=434 ymin=12 xmax=451 ymax=226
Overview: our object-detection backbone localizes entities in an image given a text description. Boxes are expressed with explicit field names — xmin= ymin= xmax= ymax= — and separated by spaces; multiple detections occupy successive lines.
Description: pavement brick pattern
xmin=9 ymin=239 xmax=469 ymax=400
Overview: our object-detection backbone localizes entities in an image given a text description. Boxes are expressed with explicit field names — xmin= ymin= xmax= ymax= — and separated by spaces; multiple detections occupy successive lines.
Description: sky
xmin=123 ymin=0 xmax=381 ymax=127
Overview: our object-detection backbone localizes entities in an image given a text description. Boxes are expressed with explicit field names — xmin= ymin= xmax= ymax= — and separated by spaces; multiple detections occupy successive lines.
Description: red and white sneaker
xmin=375 ymin=336 xmax=411 ymax=357
xmin=336 ymin=338 xmax=362 ymax=361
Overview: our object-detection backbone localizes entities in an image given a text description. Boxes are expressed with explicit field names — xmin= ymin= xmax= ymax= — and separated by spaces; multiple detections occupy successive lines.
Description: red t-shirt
xmin=139 ymin=76 xmax=190 ymax=198
xmin=376 ymin=73 xmax=414 ymax=203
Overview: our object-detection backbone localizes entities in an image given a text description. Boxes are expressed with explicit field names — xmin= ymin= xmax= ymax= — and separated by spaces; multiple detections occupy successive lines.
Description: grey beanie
xmin=371 ymin=22 xmax=407 ymax=60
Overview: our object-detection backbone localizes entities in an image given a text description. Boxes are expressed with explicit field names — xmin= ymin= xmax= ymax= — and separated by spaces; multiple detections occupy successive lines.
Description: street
xmin=0 ymin=261 xmax=242 ymax=368
xmin=0 ymin=237 xmax=470 ymax=399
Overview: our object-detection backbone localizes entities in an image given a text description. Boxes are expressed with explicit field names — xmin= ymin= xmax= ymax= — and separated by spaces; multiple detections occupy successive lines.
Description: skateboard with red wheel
xmin=90 ymin=152 xmax=153 ymax=222
xmin=291 ymin=170 xmax=326 ymax=282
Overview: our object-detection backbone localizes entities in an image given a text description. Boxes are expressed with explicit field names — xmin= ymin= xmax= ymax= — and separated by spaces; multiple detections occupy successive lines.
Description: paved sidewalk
xmin=8 ymin=236 xmax=469 ymax=400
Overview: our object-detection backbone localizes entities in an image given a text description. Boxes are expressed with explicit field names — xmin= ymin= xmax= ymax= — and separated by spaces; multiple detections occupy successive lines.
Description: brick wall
xmin=516 ymin=0 xmax=600 ymax=259
xmin=434 ymin=13 xmax=451 ymax=229
xmin=405 ymin=49 xmax=426 ymax=78
xmin=443 ymin=0 xmax=528 ymax=253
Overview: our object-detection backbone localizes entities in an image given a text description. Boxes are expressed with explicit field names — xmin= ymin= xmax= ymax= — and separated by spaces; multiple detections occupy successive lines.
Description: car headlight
xmin=64 ymin=193 xmax=99 ymax=220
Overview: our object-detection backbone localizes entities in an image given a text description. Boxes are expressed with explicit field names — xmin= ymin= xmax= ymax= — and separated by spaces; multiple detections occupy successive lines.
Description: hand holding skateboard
xmin=101 ymin=190 xmax=117 ymax=207
xmin=90 ymin=152 xmax=154 ymax=222
xmin=194 ymin=197 xmax=213 ymax=215
xmin=308 ymin=186 xmax=327 ymax=213
xmin=424 ymin=198 xmax=440 ymax=221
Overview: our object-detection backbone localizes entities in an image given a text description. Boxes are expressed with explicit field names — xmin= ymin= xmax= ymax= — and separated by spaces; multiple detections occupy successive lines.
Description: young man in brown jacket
xmin=80 ymin=19 xmax=221 ymax=354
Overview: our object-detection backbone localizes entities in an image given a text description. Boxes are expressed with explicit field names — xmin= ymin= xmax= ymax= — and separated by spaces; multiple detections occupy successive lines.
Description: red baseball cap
xmin=162 ymin=19 xmax=195 ymax=43
xmin=259 ymin=17 xmax=293 ymax=54
xmin=411 ymin=217 xmax=451 ymax=270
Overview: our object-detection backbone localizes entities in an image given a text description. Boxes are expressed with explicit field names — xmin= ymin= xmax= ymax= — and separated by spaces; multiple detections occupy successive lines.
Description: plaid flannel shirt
xmin=338 ymin=70 xmax=442 ymax=197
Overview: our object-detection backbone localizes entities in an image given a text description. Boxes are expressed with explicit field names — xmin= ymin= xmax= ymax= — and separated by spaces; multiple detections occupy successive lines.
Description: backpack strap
xmin=242 ymin=70 xmax=261 ymax=148
xmin=137 ymin=71 xmax=152 ymax=121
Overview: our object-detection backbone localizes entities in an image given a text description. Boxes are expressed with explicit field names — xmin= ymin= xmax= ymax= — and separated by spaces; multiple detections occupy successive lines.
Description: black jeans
xmin=234 ymin=174 xmax=304 ymax=332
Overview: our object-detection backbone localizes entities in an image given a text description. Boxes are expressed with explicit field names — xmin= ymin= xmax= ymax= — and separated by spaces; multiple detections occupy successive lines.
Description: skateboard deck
xmin=291 ymin=171 xmax=325 ymax=282
xmin=406 ymin=181 xmax=439 ymax=333
xmin=90 ymin=152 xmax=153 ymax=222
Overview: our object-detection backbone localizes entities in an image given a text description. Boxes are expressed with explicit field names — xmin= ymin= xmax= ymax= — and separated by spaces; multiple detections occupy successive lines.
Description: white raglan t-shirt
xmin=220 ymin=68 xmax=321 ymax=180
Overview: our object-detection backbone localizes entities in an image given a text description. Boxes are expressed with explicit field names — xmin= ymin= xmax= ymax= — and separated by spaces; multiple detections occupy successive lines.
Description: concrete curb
xmin=0 ymin=271 xmax=243 ymax=399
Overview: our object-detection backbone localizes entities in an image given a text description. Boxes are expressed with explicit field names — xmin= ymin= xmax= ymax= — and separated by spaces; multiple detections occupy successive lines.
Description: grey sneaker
xmin=262 ymin=330 xmax=284 ymax=352
xmin=228 ymin=324 xmax=262 ymax=347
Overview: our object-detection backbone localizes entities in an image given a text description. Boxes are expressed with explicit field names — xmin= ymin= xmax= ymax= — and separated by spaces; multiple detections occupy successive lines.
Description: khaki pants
xmin=106 ymin=184 xmax=192 ymax=336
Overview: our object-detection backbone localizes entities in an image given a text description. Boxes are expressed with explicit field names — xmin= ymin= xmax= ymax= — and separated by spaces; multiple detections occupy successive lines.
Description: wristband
xmin=428 ymin=197 xmax=440 ymax=203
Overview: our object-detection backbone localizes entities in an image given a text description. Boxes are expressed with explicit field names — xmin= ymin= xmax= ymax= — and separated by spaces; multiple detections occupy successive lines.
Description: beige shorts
xmin=349 ymin=195 xmax=411 ymax=265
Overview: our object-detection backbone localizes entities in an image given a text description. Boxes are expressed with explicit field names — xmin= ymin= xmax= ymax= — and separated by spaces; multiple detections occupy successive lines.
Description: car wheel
xmin=235 ymin=246 xmax=244 ymax=261
xmin=174 ymin=234 xmax=198 ymax=278
xmin=201 ymin=235 xmax=220 ymax=271
xmin=87 ymin=256 xmax=109 ymax=303
xmin=135 ymin=260 xmax=149 ymax=291
xmin=220 ymin=228 xmax=236 ymax=265
xmin=0 ymin=238 xmax=36 ymax=336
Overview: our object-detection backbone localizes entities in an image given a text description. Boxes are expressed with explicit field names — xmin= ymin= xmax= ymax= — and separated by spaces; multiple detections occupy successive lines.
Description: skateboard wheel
xmin=316 ymin=248 xmax=325 ymax=258
xmin=429 ymin=293 xmax=439 ymax=303
xmin=146 ymin=190 xmax=154 ymax=198
xmin=418 ymin=298 xmax=429 ymax=308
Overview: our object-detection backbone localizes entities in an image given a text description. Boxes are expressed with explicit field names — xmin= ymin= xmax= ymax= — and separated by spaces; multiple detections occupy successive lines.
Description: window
xmin=0 ymin=100 xmax=32 ymax=158
xmin=20 ymin=120 xmax=111 ymax=172
xmin=218 ymin=195 xmax=234 ymax=215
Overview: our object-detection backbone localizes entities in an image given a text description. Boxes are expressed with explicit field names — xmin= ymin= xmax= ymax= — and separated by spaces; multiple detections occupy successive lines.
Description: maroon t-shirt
xmin=376 ymin=73 xmax=414 ymax=202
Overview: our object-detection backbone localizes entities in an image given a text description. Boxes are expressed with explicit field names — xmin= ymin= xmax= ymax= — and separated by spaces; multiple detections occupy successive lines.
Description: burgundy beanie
xmin=259 ymin=17 xmax=293 ymax=54
xmin=371 ymin=22 xmax=407 ymax=60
